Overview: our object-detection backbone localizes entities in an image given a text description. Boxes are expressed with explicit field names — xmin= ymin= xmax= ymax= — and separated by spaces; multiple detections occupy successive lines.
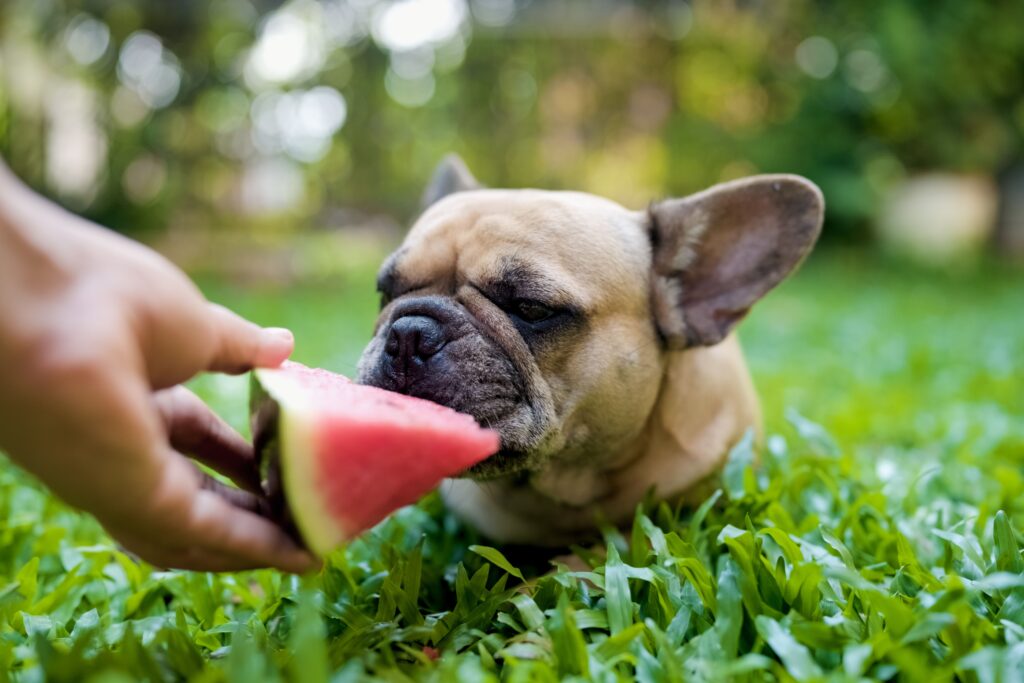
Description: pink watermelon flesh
xmin=250 ymin=361 xmax=498 ymax=555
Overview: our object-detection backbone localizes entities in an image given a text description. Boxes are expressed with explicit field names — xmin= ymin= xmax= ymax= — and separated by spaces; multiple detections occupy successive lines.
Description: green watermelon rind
xmin=251 ymin=367 xmax=349 ymax=556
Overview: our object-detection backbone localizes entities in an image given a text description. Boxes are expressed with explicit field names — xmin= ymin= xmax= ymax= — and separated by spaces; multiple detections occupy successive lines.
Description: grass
xmin=1 ymin=250 xmax=1022 ymax=682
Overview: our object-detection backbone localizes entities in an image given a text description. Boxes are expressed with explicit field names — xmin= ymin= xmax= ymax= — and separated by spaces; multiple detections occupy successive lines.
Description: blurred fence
xmin=1 ymin=0 xmax=1022 ymax=263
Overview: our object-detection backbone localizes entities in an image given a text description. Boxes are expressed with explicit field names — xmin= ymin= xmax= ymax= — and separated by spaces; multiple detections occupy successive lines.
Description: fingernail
xmin=258 ymin=328 xmax=294 ymax=366
xmin=265 ymin=327 xmax=293 ymax=344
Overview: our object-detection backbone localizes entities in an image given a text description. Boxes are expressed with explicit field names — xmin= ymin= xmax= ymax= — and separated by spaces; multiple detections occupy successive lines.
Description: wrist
xmin=0 ymin=162 xmax=36 ymax=245
xmin=0 ymin=164 xmax=17 ymax=239
xmin=0 ymin=161 xmax=81 ymax=279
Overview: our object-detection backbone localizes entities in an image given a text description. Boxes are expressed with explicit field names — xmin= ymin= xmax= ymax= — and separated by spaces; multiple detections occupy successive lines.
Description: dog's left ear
xmin=649 ymin=175 xmax=824 ymax=349
xmin=421 ymin=154 xmax=483 ymax=210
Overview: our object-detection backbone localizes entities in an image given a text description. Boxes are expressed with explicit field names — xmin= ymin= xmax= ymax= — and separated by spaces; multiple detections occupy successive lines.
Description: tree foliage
xmin=1 ymin=0 xmax=1021 ymax=241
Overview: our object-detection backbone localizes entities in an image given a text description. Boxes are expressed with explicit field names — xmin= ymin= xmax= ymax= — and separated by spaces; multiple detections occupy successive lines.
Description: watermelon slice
xmin=250 ymin=361 xmax=498 ymax=555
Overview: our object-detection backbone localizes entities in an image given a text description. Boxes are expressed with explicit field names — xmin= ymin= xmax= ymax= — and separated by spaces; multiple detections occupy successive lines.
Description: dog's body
xmin=358 ymin=157 xmax=823 ymax=545
xmin=441 ymin=334 xmax=760 ymax=543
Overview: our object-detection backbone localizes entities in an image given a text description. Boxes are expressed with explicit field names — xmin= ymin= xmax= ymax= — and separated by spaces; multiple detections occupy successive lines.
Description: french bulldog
xmin=357 ymin=156 xmax=823 ymax=545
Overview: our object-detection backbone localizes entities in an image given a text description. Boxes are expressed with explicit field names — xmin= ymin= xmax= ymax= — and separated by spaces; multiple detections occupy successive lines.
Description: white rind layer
xmin=254 ymin=367 xmax=348 ymax=555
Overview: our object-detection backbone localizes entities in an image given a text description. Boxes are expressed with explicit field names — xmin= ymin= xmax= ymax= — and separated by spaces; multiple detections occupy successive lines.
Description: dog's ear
xmin=649 ymin=175 xmax=824 ymax=349
xmin=421 ymin=154 xmax=483 ymax=210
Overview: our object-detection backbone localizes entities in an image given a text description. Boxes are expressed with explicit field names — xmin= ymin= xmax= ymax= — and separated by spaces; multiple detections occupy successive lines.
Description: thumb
xmin=206 ymin=303 xmax=293 ymax=374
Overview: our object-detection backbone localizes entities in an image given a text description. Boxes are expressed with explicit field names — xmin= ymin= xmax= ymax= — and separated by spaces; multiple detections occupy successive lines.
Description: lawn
xmin=1 ymin=250 xmax=1022 ymax=682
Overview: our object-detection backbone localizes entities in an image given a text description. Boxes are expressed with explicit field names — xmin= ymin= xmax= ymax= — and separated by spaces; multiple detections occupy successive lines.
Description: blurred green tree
xmin=0 ymin=0 xmax=1021 ymax=244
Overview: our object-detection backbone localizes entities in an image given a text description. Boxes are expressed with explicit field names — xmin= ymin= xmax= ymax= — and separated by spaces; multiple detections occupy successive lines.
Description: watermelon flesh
xmin=250 ymin=361 xmax=499 ymax=555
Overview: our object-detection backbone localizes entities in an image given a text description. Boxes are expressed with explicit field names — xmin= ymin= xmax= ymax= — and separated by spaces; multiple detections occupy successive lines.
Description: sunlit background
xmin=2 ymin=0 xmax=1023 ymax=283
xmin=4 ymin=5 xmax=1024 ymax=679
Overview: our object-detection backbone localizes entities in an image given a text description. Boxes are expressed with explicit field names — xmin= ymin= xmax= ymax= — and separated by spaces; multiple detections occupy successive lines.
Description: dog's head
xmin=358 ymin=155 xmax=823 ymax=477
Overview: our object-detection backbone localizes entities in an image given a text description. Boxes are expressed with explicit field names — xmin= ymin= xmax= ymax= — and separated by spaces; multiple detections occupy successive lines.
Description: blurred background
xmin=2 ymin=5 xmax=1023 ymax=677
xmin=3 ymin=0 xmax=1024 ymax=272
xmin=0 ymin=0 xmax=1022 ymax=436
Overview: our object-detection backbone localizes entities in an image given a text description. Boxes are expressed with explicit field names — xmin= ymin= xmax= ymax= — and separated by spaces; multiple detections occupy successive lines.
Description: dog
xmin=357 ymin=155 xmax=823 ymax=546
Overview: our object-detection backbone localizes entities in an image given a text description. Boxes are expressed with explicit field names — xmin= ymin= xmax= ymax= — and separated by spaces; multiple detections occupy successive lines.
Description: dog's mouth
xmin=355 ymin=372 xmax=535 ymax=473
xmin=421 ymin=400 xmax=537 ymax=479
xmin=356 ymin=300 xmax=546 ymax=478
xmin=462 ymin=445 xmax=531 ymax=479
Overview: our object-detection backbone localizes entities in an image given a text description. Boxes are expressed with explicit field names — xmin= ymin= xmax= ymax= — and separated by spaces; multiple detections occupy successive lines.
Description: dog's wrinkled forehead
xmin=387 ymin=189 xmax=652 ymax=311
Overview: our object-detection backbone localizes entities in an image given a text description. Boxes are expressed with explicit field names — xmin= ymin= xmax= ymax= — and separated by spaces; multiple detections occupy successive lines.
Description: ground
xmin=1 ymin=251 xmax=1022 ymax=682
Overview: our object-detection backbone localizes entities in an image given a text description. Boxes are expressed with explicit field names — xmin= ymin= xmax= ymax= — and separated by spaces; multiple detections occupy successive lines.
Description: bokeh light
xmin=63 ymin=14 xmax=110 ymax=66
xmin=116 ymin=31 xmax=181 ymax=109
xmin=0 ymin=0 xmax=1021 ymax=257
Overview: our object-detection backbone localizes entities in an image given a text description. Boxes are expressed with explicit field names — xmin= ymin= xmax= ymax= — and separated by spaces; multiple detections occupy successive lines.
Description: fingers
xmin=198 ymin=471 xmax=269 ymax=516
xmin=184 ymin=488 xmax=318 ymax=574
xmin=149 ymin=453 xmax=316 ymax=574
xmin=153 ymin=386 xmax=262 ymax=493
xmin=110 ymin=527 xmax=295 ymax=573
xmin=205 ymin=304 xmax=293 ymax=374
xmin=108 ymin=449 xmax=317 ymax=574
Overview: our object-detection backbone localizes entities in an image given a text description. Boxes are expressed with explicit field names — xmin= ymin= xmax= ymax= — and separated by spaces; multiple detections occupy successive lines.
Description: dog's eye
xmin=511 ymin=299 xmax=555 ymax=323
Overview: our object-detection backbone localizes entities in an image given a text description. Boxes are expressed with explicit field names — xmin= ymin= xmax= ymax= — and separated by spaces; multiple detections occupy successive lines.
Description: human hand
xmin=0 ymin=164 xmax=315 ymax=573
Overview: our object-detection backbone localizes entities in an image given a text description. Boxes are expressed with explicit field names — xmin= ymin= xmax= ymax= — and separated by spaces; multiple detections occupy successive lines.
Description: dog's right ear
xmin=421 ymin=154 xmax=483 ymax=210
xmin=648 ymin=175 xmax=824 ymax=349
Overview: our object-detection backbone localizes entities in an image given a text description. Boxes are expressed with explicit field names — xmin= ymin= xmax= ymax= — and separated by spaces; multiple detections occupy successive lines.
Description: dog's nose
xmin=384 ymin=315 xmax=447 ymax=376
